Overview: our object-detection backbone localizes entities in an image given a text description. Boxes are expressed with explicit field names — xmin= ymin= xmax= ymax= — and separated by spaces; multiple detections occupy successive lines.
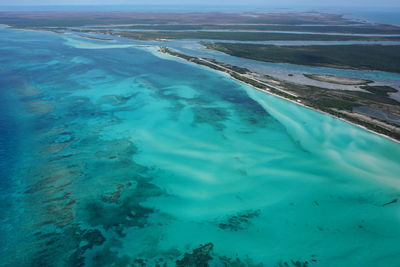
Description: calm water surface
xmin=68 ymin=30 xmax=400 ymax=94
xmin=1 ymin=28 xmax=400 ymax=266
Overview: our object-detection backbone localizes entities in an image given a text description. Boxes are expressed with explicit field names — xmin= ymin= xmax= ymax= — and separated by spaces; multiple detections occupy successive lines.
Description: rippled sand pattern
xmin=0 ymin=28 xmax=400 ymax=267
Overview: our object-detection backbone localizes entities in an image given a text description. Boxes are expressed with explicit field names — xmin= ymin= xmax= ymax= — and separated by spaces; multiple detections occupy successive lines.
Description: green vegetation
xmin=207 ymin=59 xmax=250 ymax=74
xmin=0 ymin=11 xmax=352 ymax=27
xmin=304 ymin=74 xmax=372 ymax=85
xmin=203 ymin=43 xmax=400 ymax=73
xmin=281 ymin=82 xmax=400 ymax=140
xmin=78 ymin=35 xmax=113 ymax=41
xmin=360 ymin=85 xmax=398 ymax=97
xmin=110 ymin=24 xmax=400 ymax=34
xmin=159 ymin=47 xmax=226 ymax=72
xmin=230 ymin=73 xmax=266 ymax=89
xmin=113 ymin=31 xmax=400 ymax=42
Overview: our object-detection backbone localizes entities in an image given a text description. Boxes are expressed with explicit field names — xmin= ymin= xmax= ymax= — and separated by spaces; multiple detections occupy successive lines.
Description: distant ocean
xmin=0 ymin=5 xmax=399 ymax=25
xmin=325 ymin=7 xmax=400 ymax=26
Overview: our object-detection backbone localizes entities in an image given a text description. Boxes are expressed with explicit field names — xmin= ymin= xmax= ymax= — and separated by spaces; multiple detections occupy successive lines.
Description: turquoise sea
xmin=1 ymin=27 xmax=400 ymax=266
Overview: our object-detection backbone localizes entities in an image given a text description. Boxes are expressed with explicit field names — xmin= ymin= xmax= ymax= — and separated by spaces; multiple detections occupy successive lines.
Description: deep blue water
xmin=0 ymin=77 xmax=20 ymax=199
xmin=0 ymin=87 xmax=14 ymax=185
xmin=334 ymin=7 xmax=400 ymax=25
xmin=0 ymin=72 xmax=23 ymax=253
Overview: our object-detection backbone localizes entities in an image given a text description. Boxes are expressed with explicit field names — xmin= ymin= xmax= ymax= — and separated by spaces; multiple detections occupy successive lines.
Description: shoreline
xmin=4 ymin=25 xmax=399 ymax=144
xmin=77 ymin=35 xmax=115 ymax=41
xmin=157 ymin=47 xmax=400 ymax=144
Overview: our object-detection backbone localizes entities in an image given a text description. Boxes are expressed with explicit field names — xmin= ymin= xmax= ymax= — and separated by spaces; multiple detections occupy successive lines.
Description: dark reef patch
xmin=86 ymin=177 xmax=163 ymax=234
xmin=97 ymin=93 xmax=140 ymax=106
xmin=53 ymin=132 xmax=74 ymax=143
xmin=218 ymin=255 xmax=263 ymax=267
xmin=100 ymin=182 xmax=133 ymax=203
xmin=218 ymin=209 xmax=261 ymax=231
xmin=233 ymin=100 xmax=272 ymax=129
xmin=191 ymin=106 xmax=230 ymax=131
xmin=176 ymin=243 xmax=214 ymax=267
xmin=30 ymin=226 xmax=106 ymax=267
xmin=382 ymin=198 xmax=398 ymax=206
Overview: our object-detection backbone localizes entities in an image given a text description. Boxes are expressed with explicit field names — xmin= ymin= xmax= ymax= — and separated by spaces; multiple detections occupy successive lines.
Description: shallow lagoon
xmin=71 ymin=30 xmax=400 ymax=96
xmin=1 ymin=28 xmax=400 ymax=266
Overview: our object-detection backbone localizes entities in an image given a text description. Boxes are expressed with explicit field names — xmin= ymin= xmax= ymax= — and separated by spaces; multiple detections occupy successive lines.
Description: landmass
xmin=0 ymin=11 xmax=354 ymax=27
xmin=74 ymin=30 xmax=400 ymax=42
xmin=78 ymin=35 xmax=114 ymax=41
xmin=3 ymin=11 xmax=400 ymax=42
xmin=202 ymin=43 xmax=400 ymax=74
xmin=304 ymin=74 xmax=373 ymax=85
xmin=80 ymin=24 xmax=400 ymax=34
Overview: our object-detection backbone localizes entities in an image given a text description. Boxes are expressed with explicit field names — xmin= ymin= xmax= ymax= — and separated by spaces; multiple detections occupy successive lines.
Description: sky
xmin=0 ymin=0 xmax=399 ymax=7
